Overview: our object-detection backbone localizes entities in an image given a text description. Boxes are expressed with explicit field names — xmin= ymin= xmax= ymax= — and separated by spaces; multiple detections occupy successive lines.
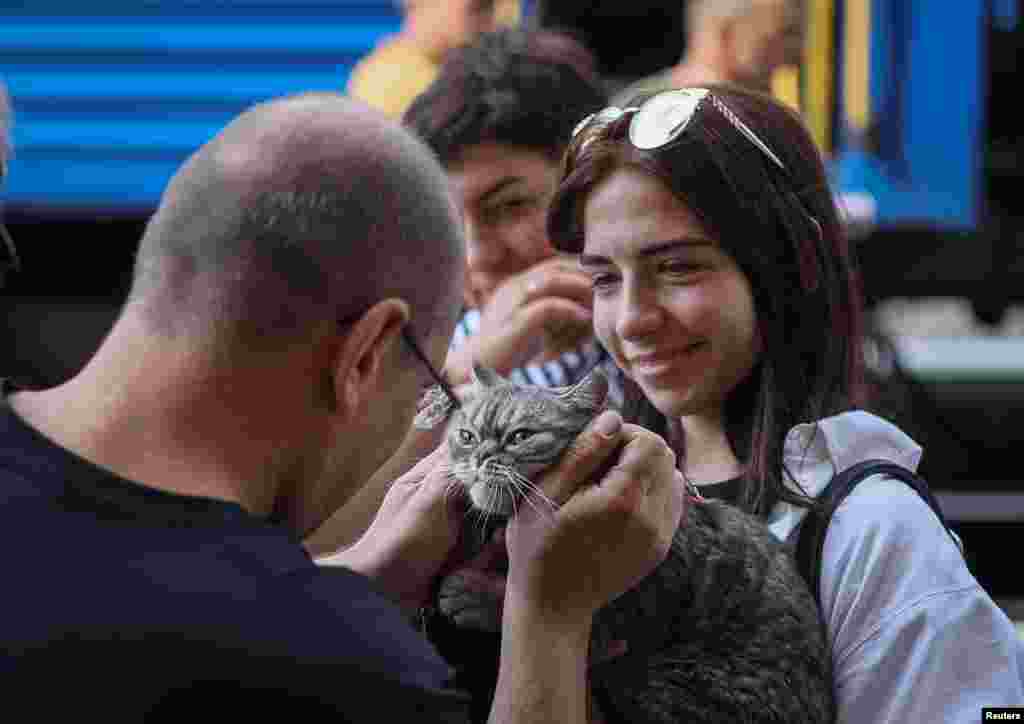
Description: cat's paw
xmin=413 ymin=384 xmax=456 ymax=429
xmin=437 ymin=568 xmax=505 ymax=633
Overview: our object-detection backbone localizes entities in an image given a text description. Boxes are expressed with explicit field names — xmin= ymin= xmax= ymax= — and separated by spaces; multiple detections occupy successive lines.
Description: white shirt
xmin=769 ymin=411 xmax=1024 ymax=721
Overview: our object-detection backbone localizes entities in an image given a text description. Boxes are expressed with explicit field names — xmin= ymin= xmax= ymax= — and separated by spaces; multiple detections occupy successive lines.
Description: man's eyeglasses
xmin=337 ymin=313 xmax=461 ymax=411
xmin=400 ymin=326 xmax=461 ymax=410
xmin=337 ymin=311 xmax=460 ymax=410
xmin=567 ymin=88 xmax=786 ymax=174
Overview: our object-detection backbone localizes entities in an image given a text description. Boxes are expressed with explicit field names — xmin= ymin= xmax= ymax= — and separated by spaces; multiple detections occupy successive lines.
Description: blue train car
xmin=1 ymin=0 xmax=401 ymax=212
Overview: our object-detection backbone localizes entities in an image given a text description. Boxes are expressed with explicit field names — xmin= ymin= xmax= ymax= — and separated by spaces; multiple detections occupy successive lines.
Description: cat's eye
xmin=507 ymin=429 xmax=535 ymax=445
xmin=456 ymin=429 xmax=477 ymax=445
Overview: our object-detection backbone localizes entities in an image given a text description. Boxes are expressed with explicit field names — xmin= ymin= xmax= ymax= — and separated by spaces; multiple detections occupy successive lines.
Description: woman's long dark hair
xmin=548 ymin=85 xmax=866 ymax=517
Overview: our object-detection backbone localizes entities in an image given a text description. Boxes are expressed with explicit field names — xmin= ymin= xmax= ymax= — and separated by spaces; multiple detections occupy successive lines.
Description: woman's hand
xmin=504 ymin=411 xmax=686 ymax=625
xmin=447 ymin=257 xmax=594 ymax=384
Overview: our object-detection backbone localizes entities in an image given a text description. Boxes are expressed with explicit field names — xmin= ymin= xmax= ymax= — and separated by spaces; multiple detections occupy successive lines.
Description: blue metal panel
xmin=832 ymin=0 xmax=988 ymax=230
xmin=1 ymin=3 xmax=401 ymax=212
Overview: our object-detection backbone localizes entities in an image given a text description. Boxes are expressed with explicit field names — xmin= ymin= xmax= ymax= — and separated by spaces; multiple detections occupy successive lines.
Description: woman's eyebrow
xmin=579 ymin=237 xmax=714 ymax=268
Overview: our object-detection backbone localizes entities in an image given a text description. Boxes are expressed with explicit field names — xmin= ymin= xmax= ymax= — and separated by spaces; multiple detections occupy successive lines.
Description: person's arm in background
xmin=446 ymin=257 xmax=594 ymax=387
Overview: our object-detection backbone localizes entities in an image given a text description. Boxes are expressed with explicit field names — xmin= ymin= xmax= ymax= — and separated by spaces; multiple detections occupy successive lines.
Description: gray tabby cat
xmin=414 ymin=365 xmax=834 ymax=724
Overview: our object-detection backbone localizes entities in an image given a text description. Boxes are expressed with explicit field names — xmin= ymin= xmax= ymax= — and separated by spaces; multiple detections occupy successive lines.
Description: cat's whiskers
xmin=495 ymin=464 xmax=557 ymax=518
xmin=506 ymin=467 xmax=557 ymax=513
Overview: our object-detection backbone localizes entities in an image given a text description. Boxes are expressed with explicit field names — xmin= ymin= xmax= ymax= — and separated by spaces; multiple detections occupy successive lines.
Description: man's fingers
xmin=393 ymin=442 xmax=450 ymax=490
xmin=537 ymin=410 xmax=623 ymax=505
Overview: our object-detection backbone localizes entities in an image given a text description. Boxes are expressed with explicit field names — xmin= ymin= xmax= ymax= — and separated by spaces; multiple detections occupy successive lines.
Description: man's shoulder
xmin=170 ymin=567 xmax=468 ymax=718
xmin=3 ymin=532 xmax=467 ymax=718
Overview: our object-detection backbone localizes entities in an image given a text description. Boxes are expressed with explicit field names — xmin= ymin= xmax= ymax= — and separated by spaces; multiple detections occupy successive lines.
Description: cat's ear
xmin=470 ymin=363 xmax=503 ymax=388
xmin=557 ymin=367 xmax=608 ymax=412
xmin=413 ymin=384 xmax=457 ymax=430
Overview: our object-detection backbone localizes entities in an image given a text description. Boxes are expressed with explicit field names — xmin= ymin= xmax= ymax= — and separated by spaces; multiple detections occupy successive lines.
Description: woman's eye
xmin=590 ymin=273 xmax=620 ymax=291
xmin=508 ymin=429 xmax=535 ymax=445
xmin=661 ymin=259 xmax=701 ymax=275
xmin=457 ymin=429 xmax=476 ymax=445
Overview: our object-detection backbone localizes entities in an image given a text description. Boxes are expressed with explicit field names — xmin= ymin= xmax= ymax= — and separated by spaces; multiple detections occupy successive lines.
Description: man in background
xmin=348 ymin=0 xmax=520 ymax=118
xmin=614 ymin=0 xmax=805 ymax=103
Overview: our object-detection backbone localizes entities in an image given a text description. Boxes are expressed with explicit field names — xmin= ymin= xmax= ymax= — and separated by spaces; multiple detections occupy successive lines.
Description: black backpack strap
xmin=794 ymin=459 xmax=961 ymax=607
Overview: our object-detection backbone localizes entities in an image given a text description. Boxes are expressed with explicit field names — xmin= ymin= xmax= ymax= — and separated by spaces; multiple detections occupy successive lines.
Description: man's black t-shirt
xmin=0 ymin=396 xmax=470 ymax=721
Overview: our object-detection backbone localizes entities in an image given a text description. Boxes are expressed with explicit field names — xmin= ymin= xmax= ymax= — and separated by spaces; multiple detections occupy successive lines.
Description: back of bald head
xmin=131 ymin=92 xmax=464 ymax=356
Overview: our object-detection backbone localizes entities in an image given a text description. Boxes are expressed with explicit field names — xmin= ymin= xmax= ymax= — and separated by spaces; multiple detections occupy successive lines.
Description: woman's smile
xmin=628 ymin=342 xmax=707 ymax=379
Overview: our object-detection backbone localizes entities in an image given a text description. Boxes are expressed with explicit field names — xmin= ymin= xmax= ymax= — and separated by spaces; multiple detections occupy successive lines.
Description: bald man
xmin=0 ymin=93 xmax=683 ymax=721
xmin=614 ymin=0 xmax=805 ymax=103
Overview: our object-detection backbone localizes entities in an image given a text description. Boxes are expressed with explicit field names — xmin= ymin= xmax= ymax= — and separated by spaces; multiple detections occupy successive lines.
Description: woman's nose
xmin=616 ymin=283 xmax=664 ymax=341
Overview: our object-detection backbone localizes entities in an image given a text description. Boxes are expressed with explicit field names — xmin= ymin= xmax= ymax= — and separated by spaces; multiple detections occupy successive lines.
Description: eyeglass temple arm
xmin=401 ymin=327 xmax=461 ymax=409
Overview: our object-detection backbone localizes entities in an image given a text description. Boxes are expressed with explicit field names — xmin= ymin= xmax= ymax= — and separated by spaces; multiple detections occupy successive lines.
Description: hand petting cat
xmin=321 ymin=443 xmax=470 ymax=614
xmin=504 ymin=413 xmax=687 ymax=625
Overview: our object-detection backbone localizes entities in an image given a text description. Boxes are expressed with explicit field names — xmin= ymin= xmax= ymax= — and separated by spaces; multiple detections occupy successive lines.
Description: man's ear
xmin=331 ymin=298 xmax=410 ymax=420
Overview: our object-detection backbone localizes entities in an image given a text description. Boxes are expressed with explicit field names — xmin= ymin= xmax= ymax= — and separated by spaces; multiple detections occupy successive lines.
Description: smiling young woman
xmin=547 ymin=84 xmax=1024 ymax=721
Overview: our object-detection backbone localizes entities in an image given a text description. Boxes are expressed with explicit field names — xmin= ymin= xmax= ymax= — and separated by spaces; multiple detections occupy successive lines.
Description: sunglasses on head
xmin=569 ymin=88 xmax=787 ymax=173
xmin=567 ymin=88 xmax=824 ymax=292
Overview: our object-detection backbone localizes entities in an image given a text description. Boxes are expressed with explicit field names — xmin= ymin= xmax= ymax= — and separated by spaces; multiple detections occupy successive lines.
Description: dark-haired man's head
xmin=404 ymin=28 xmax=607 ymax=307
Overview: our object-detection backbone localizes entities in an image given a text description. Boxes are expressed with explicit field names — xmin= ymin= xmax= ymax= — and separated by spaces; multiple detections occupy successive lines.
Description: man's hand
xmin=447 ymin=257 xmax=593 ymax=384
xmin=504 ymin=411 xmax=686 ymax=624
xmin=319 ymin=443 xmax=467 ymax=612
xmin=304 ymin=408 xmax=452 ymax=556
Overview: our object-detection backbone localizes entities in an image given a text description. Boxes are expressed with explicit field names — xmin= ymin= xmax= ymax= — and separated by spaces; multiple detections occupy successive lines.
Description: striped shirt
xmin=451 ymin=308 xmax=610 ymax=389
